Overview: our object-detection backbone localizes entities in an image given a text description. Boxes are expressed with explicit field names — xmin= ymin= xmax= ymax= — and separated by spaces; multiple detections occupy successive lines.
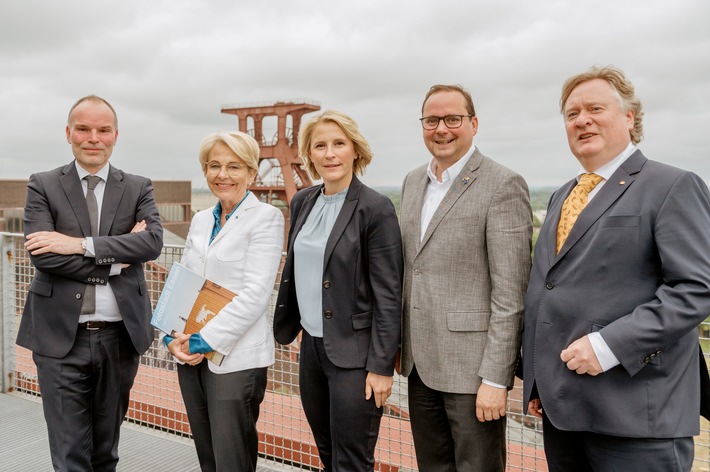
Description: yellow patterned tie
xmin=556 ymin=173 xmax=603 ymax=253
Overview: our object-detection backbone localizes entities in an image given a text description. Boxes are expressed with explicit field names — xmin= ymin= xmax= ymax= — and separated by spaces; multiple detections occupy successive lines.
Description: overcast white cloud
xmin=1 ymin=0 xmax=708 ymax=191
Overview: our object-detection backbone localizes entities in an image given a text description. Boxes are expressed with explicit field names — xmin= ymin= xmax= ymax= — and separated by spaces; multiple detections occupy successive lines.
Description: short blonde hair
xmin=560 ymin=66 xmax=644 ymax=144
xmin=298 ymin=110 xmax=373 ymax=180
xmin=198 ymin=131 xmax=260 ymax=174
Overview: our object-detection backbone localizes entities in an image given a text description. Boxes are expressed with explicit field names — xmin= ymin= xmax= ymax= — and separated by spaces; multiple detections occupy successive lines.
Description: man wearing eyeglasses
xmin=399 ymin=84 xmax=532 ymax=471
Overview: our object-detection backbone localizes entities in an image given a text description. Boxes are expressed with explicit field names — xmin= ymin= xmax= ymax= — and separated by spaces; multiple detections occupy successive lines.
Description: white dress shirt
xmin=75 ymin=161 xmax=123 ymax=323
xmin=573 ymin=142 xmax=637 ymax=371
xmin=420 ymin=146 xmax=475 ymax=239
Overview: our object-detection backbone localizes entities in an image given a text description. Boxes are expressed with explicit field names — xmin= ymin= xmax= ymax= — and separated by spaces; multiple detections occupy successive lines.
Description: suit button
xmin=76 ymin=293 xmax=82 ymax=299
xmin=545 ymin=281 xmax=554 ymax=290
xmin=324 ymin=310 xmax=333 ymax=319
xmin=323 ymin=281 xmax=331 ymax=289
xmin=99 ymin=279 xmax=105 ymax=284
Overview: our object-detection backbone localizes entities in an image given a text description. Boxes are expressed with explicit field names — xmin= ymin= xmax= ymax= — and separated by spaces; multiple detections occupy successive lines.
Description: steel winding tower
xmin=221 ymin=100 xmax=320 ymax=214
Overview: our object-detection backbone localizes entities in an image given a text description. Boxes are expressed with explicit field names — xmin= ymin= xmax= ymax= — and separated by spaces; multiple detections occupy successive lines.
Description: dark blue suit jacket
xmin=523 ymin=150 xmax=710 ymax=438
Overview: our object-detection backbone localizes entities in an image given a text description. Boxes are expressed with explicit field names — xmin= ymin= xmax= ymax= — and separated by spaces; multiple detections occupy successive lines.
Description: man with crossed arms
xmin=18 ymin=95 xmax=163 ymax=471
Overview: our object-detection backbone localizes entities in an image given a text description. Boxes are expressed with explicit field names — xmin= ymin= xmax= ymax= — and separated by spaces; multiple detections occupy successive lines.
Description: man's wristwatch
xmin=81 ymin=238 xmax=88 ymax=253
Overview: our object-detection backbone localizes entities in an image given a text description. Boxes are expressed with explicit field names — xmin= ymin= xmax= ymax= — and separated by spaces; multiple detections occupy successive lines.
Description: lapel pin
xmin=619 ymin=180 xmax=626 ymax=185
xmin=463 ymin=176 xmax=470 ymax=183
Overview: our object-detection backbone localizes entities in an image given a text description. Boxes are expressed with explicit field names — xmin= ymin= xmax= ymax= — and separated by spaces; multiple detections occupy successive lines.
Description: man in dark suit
xmin=522 ymin=66 xmax=710 ymax=471
xmin=17 ymin=95 xmax=163 ymax=471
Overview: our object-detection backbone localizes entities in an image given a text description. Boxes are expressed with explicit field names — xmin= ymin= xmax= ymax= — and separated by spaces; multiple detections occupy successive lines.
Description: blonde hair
xmin=560 ymin=66 xmax=644 ymax=144
xmin=198 ymin=131 xmax=260 ymax=173
xmin=298 ymin=110 xmax=373 ymax=180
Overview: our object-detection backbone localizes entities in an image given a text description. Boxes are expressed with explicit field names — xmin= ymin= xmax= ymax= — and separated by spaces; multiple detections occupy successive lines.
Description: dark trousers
xmin=407 ymin=366 xmax=506 ymax=472
xmin=177 ymin=361 xmax=267 ymax=472
xmin=299 ymin=332 xmax=383 ymax=472
xmin=542 ymin=413 xmax=694 ymax=472
xmin=33 ymin=322 xmax=139 ymax=472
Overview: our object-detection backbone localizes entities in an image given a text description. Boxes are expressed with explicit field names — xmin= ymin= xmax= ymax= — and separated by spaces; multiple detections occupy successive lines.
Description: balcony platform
xmin=0 ymin=392 xmax=299 ymax=471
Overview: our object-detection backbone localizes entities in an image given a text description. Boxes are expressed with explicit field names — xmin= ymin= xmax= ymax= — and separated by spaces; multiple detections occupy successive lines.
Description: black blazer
xmin=273 ymin=175 xmax=403 ymax=375
xmin=17 ymin=162 xmax=163 ymax=358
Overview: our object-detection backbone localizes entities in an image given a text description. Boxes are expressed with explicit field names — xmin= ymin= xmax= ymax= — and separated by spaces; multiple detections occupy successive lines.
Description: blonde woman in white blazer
xmin=165 ymin=131 xmax=284 ymax=472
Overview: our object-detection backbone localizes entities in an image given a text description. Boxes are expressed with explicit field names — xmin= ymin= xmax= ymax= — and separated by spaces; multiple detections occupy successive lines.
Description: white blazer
xmin=180 ymin=192 xmax=284 ymax=374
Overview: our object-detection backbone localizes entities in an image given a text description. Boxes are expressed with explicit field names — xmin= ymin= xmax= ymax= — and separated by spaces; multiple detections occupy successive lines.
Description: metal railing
xmin=0 ymin=208 xmax=23 ymax=233
xmin=156 ymin=202 xmax=191 ymax=223
xmin=3 ymin=232 xmax=709 ymax=471
xmin=0 ymin=204 xmax=191 ymax=236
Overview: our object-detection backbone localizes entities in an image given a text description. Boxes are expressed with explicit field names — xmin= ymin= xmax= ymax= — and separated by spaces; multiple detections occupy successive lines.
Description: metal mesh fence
xmin=5 ymin=232 xmax=708 ymax=470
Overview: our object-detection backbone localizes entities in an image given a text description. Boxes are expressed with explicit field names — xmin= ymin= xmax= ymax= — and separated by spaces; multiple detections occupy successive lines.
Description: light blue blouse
xmin=294 ymin=187 xmax=347 ymax=337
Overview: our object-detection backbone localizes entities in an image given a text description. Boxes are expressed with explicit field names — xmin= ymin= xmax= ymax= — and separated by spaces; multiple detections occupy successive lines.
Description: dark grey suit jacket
xmin=17 ymin=161 xmax=163 ymax=358
xmin=522 ymin=150 xmax=710 ymax=438
xmin=273 ymin=175 xmax=403 ymax=375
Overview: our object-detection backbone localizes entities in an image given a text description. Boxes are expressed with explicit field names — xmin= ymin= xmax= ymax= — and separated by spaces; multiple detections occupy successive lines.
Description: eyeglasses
xmin=205 ymin=161 xmax=246 ymax=177
xmin=419 ymin=114 xmax=473 ymax=130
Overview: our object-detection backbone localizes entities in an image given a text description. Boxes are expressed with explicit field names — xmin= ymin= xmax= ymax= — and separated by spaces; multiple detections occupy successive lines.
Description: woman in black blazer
xmin=274 ymin=110 xmax=403 ymax=471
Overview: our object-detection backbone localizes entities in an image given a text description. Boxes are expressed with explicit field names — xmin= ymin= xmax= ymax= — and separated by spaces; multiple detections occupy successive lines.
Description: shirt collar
xmin=212 ymin=190 xmax=250 ymax=223
xmin=75 ymin=161 xmax=110 ymax=182
xmin=319 ymin=185 xmax=348 ymax=202
xmin=426 ymin=144 xmax=476 ymax=184
xmin=575 ymin=142 xmax=636 ymax=182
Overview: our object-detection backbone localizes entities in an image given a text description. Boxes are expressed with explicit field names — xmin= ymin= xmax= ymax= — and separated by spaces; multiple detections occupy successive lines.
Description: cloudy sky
xmin=1 ymin=0 xmax=708 ymax=191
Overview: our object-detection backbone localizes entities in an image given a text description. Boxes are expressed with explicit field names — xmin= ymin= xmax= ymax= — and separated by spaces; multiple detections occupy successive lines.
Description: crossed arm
xmin=26 ymin=220 xmax=147 ymax=268
xmin=23 ymin=173 xmax=163 ymax=279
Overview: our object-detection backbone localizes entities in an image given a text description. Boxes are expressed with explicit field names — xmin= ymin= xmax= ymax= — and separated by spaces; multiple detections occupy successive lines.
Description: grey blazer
xmin=522 ymin=150 xmax=710 ymax=438
xmin=17 ymin=162 xmax=163 ymax=358
xmin=400 ymin=148 xmax=532 ymax=393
